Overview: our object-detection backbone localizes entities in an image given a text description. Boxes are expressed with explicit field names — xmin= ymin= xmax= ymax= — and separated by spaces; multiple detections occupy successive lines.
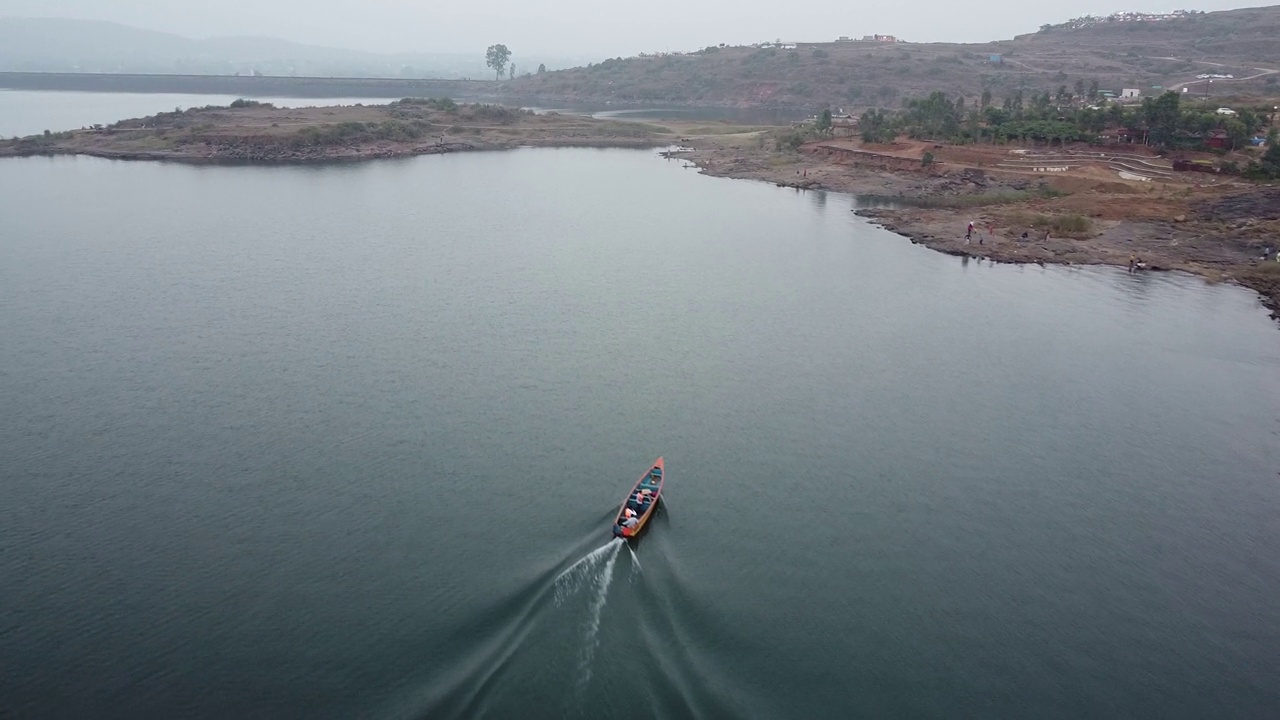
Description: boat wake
xmin=553 ymin=538 xmax=625 ymax=694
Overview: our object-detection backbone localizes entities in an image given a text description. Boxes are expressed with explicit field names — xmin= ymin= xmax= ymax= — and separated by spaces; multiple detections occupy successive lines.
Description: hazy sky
xmin=0 ymin=0 xmax=1263 ymax=56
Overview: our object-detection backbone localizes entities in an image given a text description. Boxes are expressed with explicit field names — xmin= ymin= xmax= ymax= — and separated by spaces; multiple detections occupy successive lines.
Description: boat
xmin=612 ymin=457 xmax=664 ymax=539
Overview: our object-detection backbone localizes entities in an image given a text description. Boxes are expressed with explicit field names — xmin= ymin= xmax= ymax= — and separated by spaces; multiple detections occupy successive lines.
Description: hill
xmin=0 ymin=18 xmax=578 ymax=79
xmin=504 ymin=5 xmax=1280 ymax=110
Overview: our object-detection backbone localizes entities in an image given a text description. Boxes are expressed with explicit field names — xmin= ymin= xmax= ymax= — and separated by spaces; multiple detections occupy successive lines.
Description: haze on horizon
xmin=0 ymin=0 xmax=1268 ymax=58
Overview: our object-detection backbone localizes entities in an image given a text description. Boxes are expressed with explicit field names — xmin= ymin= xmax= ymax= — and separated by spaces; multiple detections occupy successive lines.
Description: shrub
xmin=398 ymin=97 xmax=458 ymax=112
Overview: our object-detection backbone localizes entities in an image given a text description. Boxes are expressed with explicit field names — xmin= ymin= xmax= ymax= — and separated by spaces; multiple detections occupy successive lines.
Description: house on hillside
xmin=861 ymin=34 xmax=899 ymax=42
xmin=1097 ymin=127 xmax=1139 ymax=144
xmin=831 ymin=115 xmax=860 ymax=137
xmin=1204 ymin=129 xmax=1230 ymax=149
xmin=1120 ymin=88 xmax=1140 ymax=99
xmin=989 ymin=54 xmax=1003 ymax=64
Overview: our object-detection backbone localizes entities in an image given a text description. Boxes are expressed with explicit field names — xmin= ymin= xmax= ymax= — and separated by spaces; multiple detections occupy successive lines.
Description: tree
xmin=509 ymin=63 xmax=516 ymax=80
xmin=1223 ymin=117 xmax=1250 ymax=150
xmin=537 ymin=63 xmax=547 ymax=74
xmin=1074 ymin=78 xmax=1086 ymax=100
xmin=816 ymin=108 xmax=833 ymax=134
xmin=1087 ymin=79 xmax=1099 ymax=102
xmin=1141 ymin=91 xmax=1182 ymax=147
xmin=486 ymin=44 xmax=512 ymax=80
xmin=980 ymin=89 xmax=992 ymax=109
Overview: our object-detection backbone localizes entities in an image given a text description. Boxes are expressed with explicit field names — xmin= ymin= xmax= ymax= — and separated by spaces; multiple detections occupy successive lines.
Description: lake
xmin=2 ymin=140 xmax=1279 ymax=719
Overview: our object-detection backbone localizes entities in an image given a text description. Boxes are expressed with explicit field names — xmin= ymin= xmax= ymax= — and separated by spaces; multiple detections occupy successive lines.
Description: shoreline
xmin=6 ymin=101 xmax=1278 ymax=319
xmin=4 ymin=136 xmax=669 ymax=165
xmin=674 ymin=135 xmax=1280 ymax=320
xmin=0 ymin=100 xmax=682 ymax=164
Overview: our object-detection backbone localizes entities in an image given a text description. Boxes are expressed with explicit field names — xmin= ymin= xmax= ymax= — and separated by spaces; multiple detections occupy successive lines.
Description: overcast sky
xmin=0 ymin=0 xmax=1263 ymax=56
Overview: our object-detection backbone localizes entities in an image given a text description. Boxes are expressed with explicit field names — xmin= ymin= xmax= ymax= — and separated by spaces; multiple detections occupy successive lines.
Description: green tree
xmin=1141 ymin=91 xmax=1182 ymax=147
xmin=1074 ymin=78 xmax=1085 ymax=99
xmin=816 ymin=108 xmax=833 ymax=134
xmin=486 ymin=44 xmax=512 ymax=80
xmin=1223 ymin=117 xmax=1250 ymax=150
xmin=980 ymin=89 xmax=992 ymax=109
xmin=1087 ymin=79 xmax=1099 ymax=102
xmin=1264 ymin=142 xmax=1280 ymax=166
xmin=921 ymin=151 xmax=935 ymax=166
xmin=537 ymin=63 xmax=547 ymax=74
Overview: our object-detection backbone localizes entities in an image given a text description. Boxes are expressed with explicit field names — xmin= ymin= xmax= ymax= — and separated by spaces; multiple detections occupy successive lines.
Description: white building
xmin=1120 ymin=88 xmax=1140 ymax=99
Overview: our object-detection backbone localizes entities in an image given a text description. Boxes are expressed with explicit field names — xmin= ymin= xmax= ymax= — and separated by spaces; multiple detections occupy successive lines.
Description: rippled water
xmin=1 ymin=148 xmax=1279 ymax=719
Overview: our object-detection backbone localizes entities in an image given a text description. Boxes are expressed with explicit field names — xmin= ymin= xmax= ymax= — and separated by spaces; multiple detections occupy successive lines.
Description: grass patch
xmin=679 ymin=124 xmax=769 ymax=135
xmin=861 ymin=186 xmax=1069 ymax=210
xmin=1007 ymin=211 xmax=1093 ymax=236
xmin=863 ymin=189 xmax=1043 ymax=209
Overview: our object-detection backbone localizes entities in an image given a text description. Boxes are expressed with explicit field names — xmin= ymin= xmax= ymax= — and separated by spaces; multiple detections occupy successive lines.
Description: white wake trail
xmin=575 ymin=542 xmax=621 ymax=690
xmin=553 ymin=538 xmax=623 ymax=605
xmin=551 ymin=538 xmax=627 ymax=695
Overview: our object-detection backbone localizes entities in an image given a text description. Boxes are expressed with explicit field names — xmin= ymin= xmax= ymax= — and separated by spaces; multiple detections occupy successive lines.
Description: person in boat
xmin=624 ymin=515 xmax=640 ymax=532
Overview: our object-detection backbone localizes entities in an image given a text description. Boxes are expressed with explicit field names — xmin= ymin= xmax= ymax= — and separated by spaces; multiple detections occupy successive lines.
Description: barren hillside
xmin=505 ymin=5 xmax=1280 ymax=110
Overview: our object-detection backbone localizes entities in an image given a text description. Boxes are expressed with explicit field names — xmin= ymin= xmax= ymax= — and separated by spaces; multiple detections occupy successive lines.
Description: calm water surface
xmin=2 ymin=147 xmax=1279 ymax=719
xmin=0 ymin=90 xmax=402 ymax=138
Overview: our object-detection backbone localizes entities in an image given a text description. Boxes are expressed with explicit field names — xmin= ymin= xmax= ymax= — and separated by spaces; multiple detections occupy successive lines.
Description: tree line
xmin=853 ymin=89 xmax=1280 ymax=177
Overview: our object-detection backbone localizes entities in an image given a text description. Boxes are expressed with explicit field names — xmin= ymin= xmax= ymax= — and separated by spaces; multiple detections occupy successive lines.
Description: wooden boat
xmin=613 ymin=457 xmax=664 ymax=539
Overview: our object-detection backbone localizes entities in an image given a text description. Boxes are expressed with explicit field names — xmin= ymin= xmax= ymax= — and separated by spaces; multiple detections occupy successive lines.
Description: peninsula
xmin=0 ymin=99 xmax=678 ymax=162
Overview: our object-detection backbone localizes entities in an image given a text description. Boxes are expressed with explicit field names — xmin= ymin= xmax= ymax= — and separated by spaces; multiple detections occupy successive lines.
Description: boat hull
xmin=613 ymin=457 xmax=664 ymax=539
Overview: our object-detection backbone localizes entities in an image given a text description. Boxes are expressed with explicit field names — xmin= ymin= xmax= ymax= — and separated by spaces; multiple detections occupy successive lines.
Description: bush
xmin=921 ymin=151 xmax=935 ymax=167
xmin=398 ymin=97 xmax=458 ymax=112
xmin=229 ymin=99 xmax=273 ymax=109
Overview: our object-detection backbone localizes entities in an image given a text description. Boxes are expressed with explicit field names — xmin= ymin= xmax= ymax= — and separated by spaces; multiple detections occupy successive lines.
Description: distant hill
xmin=505 ymin=5 xmax=1280 ymax=110
xmin=0 ymin=18 xmax=581 ymax=79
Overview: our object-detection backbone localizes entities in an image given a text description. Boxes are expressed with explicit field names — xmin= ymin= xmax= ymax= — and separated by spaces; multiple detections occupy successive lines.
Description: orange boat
xmin=612 ymin=457 xmax=664 ymax=539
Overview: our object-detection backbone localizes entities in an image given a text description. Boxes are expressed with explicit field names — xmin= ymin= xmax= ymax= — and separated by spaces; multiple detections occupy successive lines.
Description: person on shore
xmin=1129 ymin=254 xmax=1136 ymax=272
